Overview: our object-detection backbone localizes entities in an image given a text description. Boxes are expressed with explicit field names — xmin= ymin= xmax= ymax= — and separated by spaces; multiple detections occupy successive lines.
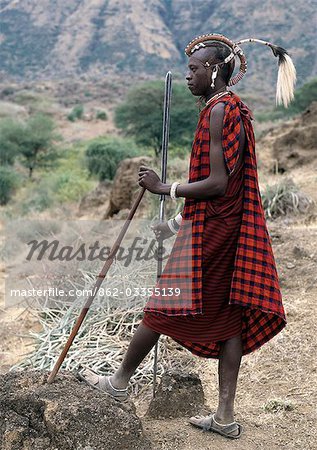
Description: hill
xmin=0 ymin=0 xmax=316 ymax=102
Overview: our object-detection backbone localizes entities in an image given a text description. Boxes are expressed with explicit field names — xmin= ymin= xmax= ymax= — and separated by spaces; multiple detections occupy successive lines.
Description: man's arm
xmin=158 ymin=103 xmax=229 ymax=199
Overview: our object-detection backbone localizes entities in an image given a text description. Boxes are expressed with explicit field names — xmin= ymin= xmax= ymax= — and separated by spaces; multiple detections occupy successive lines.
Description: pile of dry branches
xmin=12 ymin=262 xmax=190 ymax=396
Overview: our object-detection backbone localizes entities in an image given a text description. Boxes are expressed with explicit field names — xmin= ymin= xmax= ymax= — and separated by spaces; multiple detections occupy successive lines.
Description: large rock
xmin=146 ymin=370 xmax=206 ymax=419
xmin=0 ymin=370 xmax=151 ymax=450
xmin=258 ymin=101 xmax=317 ymax=173
xmin=104 ymin=156 xmax=153 ymax=219
xmin=78 ymin=179 xmax=112 ymax=216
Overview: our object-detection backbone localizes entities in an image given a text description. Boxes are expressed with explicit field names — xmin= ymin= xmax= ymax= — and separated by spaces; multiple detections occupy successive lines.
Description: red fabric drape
xmin=143 ymin=92 xmax=287 ymax=357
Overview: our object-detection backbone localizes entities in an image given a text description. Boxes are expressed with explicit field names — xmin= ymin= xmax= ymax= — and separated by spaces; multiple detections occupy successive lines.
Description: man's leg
xmin=214 ymin=334 xmax=243 ymax=424
xmin=110 ymin=321 xmax=160 ymax=389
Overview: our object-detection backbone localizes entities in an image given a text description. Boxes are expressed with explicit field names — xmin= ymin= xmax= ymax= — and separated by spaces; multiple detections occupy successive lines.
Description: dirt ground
xmin=1 ymin=217 xmax=317 ymax=450
xmin=139 ymin=223 xmax=317 ymax=450
xmin=1 ymin=104 xmax=317 ymax=449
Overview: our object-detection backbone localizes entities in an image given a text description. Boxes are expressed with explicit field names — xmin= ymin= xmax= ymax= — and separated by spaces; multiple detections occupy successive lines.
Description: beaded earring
xmin=211 ymin=66 xmax=219 ymax=89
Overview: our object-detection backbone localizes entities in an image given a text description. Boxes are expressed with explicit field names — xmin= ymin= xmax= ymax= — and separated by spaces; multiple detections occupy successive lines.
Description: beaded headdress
xmin=185 ymin=33 xmax=297 ymax=107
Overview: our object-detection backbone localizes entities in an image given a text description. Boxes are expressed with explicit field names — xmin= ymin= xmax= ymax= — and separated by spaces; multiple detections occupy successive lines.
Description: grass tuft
xmin=261 ymin=178 xmax=315 ymax=219
xmin=264 ymin=398 xmax=295 ymax=413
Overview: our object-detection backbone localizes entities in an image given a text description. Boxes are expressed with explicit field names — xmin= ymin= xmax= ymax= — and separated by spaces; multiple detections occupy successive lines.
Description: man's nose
xmin=186 ymin=72 xmax=192 ymax=81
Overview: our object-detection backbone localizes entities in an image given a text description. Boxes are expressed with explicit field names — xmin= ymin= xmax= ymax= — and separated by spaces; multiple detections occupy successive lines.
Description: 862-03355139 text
xmin=9 ymin=286 xmax=182 ymax=298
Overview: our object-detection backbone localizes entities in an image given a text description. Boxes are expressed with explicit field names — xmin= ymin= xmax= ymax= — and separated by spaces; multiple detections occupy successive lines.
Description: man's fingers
xmin=138 ymin=172 xmax=149 ymax=178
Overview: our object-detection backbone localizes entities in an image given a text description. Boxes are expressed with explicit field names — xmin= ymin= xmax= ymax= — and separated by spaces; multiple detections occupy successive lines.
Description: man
xmin=79 ymin=33 xmax=296 ymax=440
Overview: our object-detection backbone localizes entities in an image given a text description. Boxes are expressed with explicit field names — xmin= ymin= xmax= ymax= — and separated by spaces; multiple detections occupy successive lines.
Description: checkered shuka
xmin=144 ymin=92 xmax=287 ymax=356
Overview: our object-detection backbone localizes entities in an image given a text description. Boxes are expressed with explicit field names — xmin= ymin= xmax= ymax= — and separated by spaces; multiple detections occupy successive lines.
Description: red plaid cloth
xmin=144 ymin=92 xmax=287 ymax=356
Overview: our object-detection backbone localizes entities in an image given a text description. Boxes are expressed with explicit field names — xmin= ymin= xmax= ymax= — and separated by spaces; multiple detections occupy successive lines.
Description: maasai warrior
xmin=78 ymin=34 xmax=296 ymax=440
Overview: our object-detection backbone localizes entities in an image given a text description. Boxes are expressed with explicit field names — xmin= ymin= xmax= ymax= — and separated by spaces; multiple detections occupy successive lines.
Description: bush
xmin=1 ymin=87 xmax=15 ymax=96
xmin=0 ymin=114 xmax=61 ymax=176
xmin=96 ymin=110 xmax=108 ymax=120
xmin=53 ymin=170 xmax=93 ymax=203
xmin=168 ymin=144 xmax=191 ymax=159
xmin=255 ymin=77 xmax=317 ymax=122
xmin=67 ymin=105 xmax=84 ymax=122
xmin=0 ymin=118 xmax=23 ymax=165
xmin=115 ymin=80 xmax=198 ymax=156
xmin=285 ymin=77 xmax=317 ymax=115
xmin=21 ymin=184 xmax=54 ymax=213
xmin=19 ymin=170 xmax=93 ymax=214
xmin=0 ymin=166 xmax=19 ymax=205
xmin=17 ymin=113 xmax=61 ymax=178
xmin=261 ymin=178 xmax=315 ymax=219
xmin=85 ymin=137 xmax=139 ymax=181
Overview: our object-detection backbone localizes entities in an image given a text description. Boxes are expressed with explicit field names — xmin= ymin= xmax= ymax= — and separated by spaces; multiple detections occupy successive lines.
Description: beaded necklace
xmin=205 ymin=90 xmax=229 ymax=105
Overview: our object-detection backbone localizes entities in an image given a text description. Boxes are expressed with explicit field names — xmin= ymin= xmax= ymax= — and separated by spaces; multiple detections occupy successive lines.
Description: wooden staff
xmin=48 ymin=71 xmax=172 ymax=385
xmin=47 ymin=186 xmax=146 ymax=384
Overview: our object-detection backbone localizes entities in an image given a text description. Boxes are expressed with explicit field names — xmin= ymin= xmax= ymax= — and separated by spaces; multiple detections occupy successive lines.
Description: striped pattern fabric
xmin=143 ymin=199 xmax=244 ymax=351
xmin=143 ymin=91 xmax=287 ymax=356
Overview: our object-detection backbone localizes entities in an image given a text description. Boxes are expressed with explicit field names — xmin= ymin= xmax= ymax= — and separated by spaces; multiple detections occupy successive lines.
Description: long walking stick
xmin=47 ymin=186 xmax=146 ymax=384
xmin=152 ymin=71 xmax=172 ymax=398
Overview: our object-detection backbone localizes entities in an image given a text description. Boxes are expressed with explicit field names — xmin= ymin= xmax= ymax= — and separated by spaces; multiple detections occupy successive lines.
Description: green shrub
xmin=0 ymin=114 xmax=61 ymax=175
xmin=285 ymin=77 xmax=317 ymax=115
xmin=0 ymin=166 xmax=19 ymax=205
xmin=0 ymin=118 xmax=23 ymax=165
xmin=255 ymin=77 xmax=317 ymax=122
xmin=53 ymin=170 xmax=93 ymax=202
xmin=1 ymin=87 xmax=15 ymax=96
xmin=67 ymin=105 xmax=84 ymax=122
xmin=85 ymin=137 xmax=139 ymax=181
xmin=20 ymin=170 xmax=93 ymax=213
xmin=96 ymin=110 xmax=108 ymax=120
xmin=115 ymin=80 xmax=198 ymax=156
xmin=17 ymin=113 xmax=61 ymax=178
xmin=21 ymin=182 xmax=55 ymax=213
xmin=168 ymin=145 xmax=190 ymax=159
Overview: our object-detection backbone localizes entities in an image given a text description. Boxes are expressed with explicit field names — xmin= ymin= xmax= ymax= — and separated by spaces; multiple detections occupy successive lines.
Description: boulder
xmin=104 ymin=156 xmax=153 ymax=219
xmin=0 ymin=370 xmax=151 ymax=450
xmin=78 ymin=180 xmax=112 ymax=214
xmin=258 ymin=101 xmax=317 ymax=173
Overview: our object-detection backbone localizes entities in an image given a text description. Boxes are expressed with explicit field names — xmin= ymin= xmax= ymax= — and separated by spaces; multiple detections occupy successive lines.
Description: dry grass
xmin=261 ymin=177 xmax=315 ymax=219
xmin=11 ymin=260 xmax=190 ymax=396
xmin=264 ymin=398 xmax=295 ymax=413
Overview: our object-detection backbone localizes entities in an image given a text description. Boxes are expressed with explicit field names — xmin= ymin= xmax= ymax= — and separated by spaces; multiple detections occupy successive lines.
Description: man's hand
xmin=151 ymin=221 xmax=174 ymax=240
xmin=138 ymin=166 xmax=163 ymax=194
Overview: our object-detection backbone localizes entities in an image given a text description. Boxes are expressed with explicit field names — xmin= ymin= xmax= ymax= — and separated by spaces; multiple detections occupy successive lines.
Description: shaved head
xmin=189 ymin=43 xmax=235 ymax=85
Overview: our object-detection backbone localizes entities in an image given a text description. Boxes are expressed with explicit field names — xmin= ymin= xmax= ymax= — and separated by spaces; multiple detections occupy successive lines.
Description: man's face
xmin=186 ymin=49 xmax=213 ymax=96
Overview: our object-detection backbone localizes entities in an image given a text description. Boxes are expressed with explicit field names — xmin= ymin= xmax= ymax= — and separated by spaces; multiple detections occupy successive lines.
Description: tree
xmin=115 ymin=81 xmax=199 ymax=156
xmin=0 ymin=114 xmax=61 ymax=177
xmin=0 ymin=118 xmax=24 ymax=165
xmin=85 ymin=137 xmax=139 ymax=181
xmin=17 ymin=114 xmax=61 ymax=178
xmin=0 ymin=166 xmax=19 ymax=205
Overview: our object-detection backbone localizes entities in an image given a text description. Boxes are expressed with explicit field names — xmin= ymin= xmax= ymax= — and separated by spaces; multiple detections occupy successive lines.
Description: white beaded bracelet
xmin=167 ymin=218 xmax=179 ymax=234
xmin=170 ymin=182 xmax=180 ymax=200
xmin=174 ymin=212 xmax=183 ymax=225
